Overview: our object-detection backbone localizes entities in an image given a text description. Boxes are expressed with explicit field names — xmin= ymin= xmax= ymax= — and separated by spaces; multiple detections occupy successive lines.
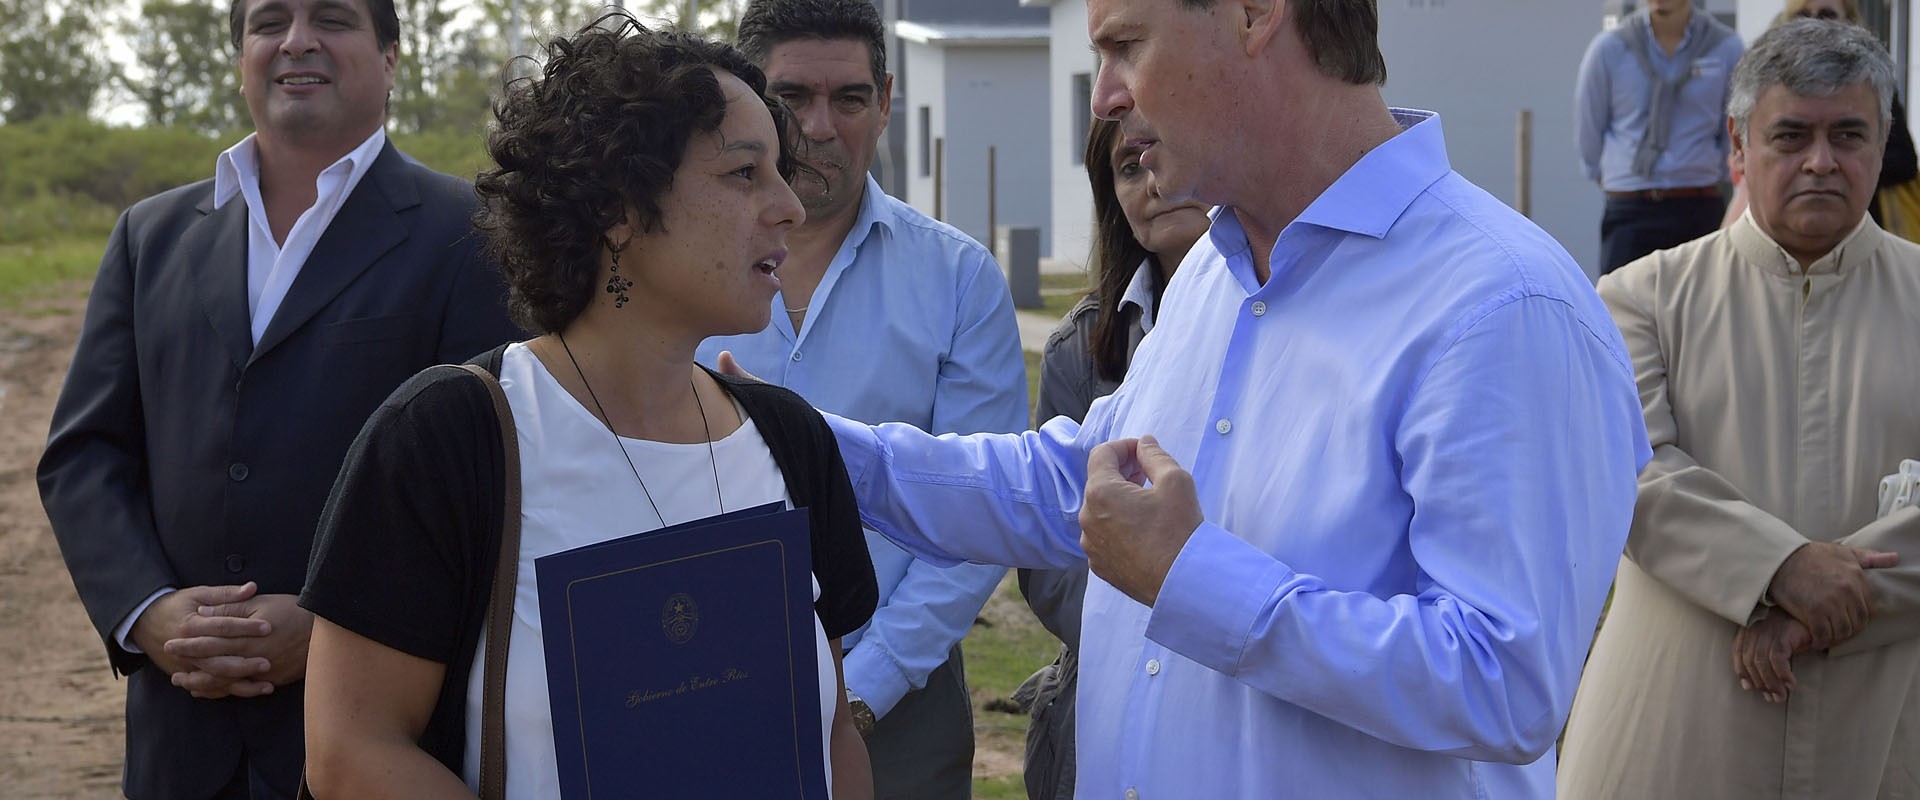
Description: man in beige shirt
xmin=1559 ymin=19 xmax=1919 ymax=799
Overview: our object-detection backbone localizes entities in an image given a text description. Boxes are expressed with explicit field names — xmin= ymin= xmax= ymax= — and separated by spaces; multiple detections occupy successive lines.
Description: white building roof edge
xmin=893 ymin=19 xmax=1051 ymax=46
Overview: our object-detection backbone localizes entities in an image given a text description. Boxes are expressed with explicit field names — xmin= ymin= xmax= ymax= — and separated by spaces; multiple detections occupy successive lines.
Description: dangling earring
xmin=604 ymin=238 xmax=633 ymax=309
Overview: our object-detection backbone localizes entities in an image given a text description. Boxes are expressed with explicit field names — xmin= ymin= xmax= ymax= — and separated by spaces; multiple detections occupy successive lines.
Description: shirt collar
xmin=1291 ymin=109 xmax=1451 ymax=240
xmin=841 ymin=173 xmax=896 ymax=254
xmin=212 ymin=128 xmax=389 ymax=210
xmin=1729 ymin=210 xmax=1879 ymax=277
xmin=1118 ymin=257 xmax=1159 ymax=333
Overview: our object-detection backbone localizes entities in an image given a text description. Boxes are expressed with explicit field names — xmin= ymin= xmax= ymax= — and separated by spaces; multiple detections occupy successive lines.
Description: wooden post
xmin=934 ymin=137 xmax=945 ymax=221
xmin=1516 ymin=109 xmax=1533 ymax=219
xmin=988 ymin=146 xmax=997 ymax=245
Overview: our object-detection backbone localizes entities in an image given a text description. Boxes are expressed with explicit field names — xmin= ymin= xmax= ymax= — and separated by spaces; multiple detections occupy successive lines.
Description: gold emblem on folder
xmin=661 ymin=593 xmax=699 ymax=644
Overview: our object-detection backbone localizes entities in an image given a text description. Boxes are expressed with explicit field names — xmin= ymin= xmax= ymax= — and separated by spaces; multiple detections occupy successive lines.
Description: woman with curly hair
xmin=297 ymin=13 xmax=877 ymax=799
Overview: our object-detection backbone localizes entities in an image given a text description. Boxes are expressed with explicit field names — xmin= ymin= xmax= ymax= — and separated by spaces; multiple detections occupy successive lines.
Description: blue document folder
xmin=535 ymin=502 xmax=829 ymax=800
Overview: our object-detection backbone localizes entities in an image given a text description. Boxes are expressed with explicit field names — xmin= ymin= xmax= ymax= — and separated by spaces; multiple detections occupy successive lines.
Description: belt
xmin=1606 ymin=186 xmax=1721 ymax=201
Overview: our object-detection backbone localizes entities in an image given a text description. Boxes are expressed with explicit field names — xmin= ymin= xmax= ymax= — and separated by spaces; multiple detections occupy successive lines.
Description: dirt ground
xmin=0 ymin=288 xmax=124 ymax=798
xmin=0 ymin=285 xmax=1028 ymax=798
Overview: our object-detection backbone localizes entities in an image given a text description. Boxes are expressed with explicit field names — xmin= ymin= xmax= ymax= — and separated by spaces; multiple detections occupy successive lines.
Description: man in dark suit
xmin=35 ymin=1 xmax=521 ymax=797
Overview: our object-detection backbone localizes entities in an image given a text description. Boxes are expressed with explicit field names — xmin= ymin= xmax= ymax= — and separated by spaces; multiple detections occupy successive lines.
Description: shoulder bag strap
xmin=457 ymin=362 xmax=520 ymax=800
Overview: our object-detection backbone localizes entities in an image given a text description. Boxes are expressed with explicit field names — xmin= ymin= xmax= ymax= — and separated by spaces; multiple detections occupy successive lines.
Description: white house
xmin=892 ymin=19 xmax=1054 ymax=257
xmin=1022 ymin=0 xmax=1095 ymax=270
xmin=1022 ymin=0 xmax=1777 ymax=279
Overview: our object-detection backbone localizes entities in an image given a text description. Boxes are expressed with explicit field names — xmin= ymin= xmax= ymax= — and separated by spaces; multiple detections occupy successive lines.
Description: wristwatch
xmin=845 ymin=689 xmax=877 ymax=737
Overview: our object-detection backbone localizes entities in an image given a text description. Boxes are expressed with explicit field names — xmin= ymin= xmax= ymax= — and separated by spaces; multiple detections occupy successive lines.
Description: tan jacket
xmin=1558 ymin=215 xmax=1920 ymax=798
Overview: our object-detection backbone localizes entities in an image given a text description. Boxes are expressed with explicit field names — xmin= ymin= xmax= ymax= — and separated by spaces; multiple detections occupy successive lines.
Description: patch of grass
xmin=1039 ymin=271 xmax=1090 ymax=293
xmin=0 ymin=238 xmax=102 ymax=307
xmin=972 ymin=773 xmax=1028 ymax=799
xmin=965 ymin=572 xmax=1068 ymax=795
xmin=1024 ymin=349 xmax=1042 ymax=421
xmin=968 ymin=577 xmax=1064 ymax=699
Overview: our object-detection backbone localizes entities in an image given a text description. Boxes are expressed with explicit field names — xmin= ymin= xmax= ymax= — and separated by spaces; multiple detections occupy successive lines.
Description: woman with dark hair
xmin=1015 ymin=117 xmax=1210 ymax=800
xmin=297 ymin=14 xmax=877 ymax=799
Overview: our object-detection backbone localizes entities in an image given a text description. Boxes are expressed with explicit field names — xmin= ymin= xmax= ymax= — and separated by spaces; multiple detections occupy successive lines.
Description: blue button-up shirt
xmin=696 ymin=174 xmax=1026 ymax=716
xmin=1575 ymin=11 xmax=1744 ymax=191
xmin=826 ymin=111 xmax=1652 ymax=798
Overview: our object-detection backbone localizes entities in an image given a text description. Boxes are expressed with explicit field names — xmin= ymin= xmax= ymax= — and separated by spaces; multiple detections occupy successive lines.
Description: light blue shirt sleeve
xmin=842 ymin=250 xmax=1028 ymax=716
xmin=826 ymin=412 xmax=1096 ymax=573
xmin=1143 ymin=295 xmax=1648 ymax=763
xmin=1575 ymin=33 xmax=1613 ymax=184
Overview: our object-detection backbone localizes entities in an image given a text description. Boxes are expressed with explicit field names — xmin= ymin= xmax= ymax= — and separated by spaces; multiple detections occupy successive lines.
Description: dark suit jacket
xmin=36 ymin=141 xmax=524 ymax=799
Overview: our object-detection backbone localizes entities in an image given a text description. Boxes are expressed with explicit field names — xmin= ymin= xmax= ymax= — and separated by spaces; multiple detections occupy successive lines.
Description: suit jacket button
xmin=224 ymin=554 xmax=246 ymax=574
xmin=228 ymin=463 xmax=249 ymax=482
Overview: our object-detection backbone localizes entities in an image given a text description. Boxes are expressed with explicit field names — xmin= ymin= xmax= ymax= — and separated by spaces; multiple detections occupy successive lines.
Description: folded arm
xmin=1599 ymin=269 xmax=1810 ymax=625
xmin=1830 ymin=506 xmax=1920 ymax=655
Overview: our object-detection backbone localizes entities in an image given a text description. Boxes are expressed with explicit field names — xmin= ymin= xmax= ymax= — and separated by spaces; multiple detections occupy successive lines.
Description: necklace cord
xmin=554 ymin=335 xmax=725 ymax=525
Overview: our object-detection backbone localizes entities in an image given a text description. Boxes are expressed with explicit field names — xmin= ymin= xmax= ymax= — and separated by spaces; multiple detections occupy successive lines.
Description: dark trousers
xmin=209 ymin=756 xmax=294 ymax=800
xmin=1599 ymin=193 xmax=1726 ymax=275
xmin=867 ymin=645 xmax=974 ymax=800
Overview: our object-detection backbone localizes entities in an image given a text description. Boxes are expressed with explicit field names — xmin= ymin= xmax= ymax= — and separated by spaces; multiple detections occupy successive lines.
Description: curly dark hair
xmin=473 ymin=12 xmax=799 ymax=334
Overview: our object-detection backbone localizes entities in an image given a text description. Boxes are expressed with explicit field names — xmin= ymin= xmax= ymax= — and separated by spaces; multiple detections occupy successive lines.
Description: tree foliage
xmin=118 ymin=0 xmax=247 ymax=134
xmin=0 ymin=0 xmax=750 ymax=133
xmin=0 ymin=0 xmax=106 ymax=124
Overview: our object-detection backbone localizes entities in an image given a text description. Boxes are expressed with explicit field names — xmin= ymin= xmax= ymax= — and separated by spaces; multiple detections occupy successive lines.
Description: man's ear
xmin=877 ymin=72 xmax=894 ymax=126
xmin=1727 ymin=116 xmax=1746 ymax=164
xmin=1240 ymin=0 xmax=1284 ymax=57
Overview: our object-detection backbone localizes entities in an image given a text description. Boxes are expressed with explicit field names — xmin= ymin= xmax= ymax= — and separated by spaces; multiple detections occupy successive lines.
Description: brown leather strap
xmin=459 ymin=362 xmax=520 ymax=800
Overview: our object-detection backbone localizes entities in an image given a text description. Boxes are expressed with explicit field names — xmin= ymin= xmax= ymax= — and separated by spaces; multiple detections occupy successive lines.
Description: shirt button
xmin=1251 ymin=300 xmax=1267 ymax=316
xmin=1215 ymin=418 xmax=1232 ymax=435
xmin=228 ymin=463 xmax=249 ymax=482
xmin=1145 ymin=658 xmax=1161 ymax=676
xmin=1125 ymin=788 xmax=1140 ymax=800
xmin=791 ymin=351 xmax=802 ymax=362
xmin=224 ymin=554 xmax=246 ymax=574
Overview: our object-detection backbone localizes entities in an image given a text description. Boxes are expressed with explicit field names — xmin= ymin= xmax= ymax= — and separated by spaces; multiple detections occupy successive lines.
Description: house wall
xmin=901 ymin=40 xmax=947 ymax=220
xmin=1043 ymin=0 xmax=1094 ymax=271
xmin=901 ymin=41 xmax=1053 ymax=256
xmin=1378 ymin=0 xmax=1608 ymax=277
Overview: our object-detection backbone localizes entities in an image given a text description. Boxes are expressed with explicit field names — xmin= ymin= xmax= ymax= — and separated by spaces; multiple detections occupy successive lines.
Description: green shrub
xmin=392 ymin=127 xmax=492 ymax=182
xmin=0 ymin=119 xmax=492 ymax=245
xmin=0 ymin=193 xmax=118 ymax=245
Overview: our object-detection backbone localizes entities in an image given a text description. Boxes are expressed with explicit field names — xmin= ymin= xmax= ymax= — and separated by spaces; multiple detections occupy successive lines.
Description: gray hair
xmin=1727 ymin=18 xmax=1895 ymax=142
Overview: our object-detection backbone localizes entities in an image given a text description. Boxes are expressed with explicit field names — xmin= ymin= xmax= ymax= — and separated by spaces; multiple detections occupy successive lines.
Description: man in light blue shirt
xmin=1576 ymin=0 xmax=1744 ymax=273
xmin=787 ymin=0 xmax=1652 ymax=797
xmin=700 ymin=2 xmax=1027 ymax=797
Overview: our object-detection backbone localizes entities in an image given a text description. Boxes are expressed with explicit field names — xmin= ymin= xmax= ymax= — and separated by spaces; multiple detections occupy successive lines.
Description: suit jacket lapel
xmin=186 ymin=190 xmax=255 ymax=371
xmin=248 ymin=141 xmax=418 ymax=364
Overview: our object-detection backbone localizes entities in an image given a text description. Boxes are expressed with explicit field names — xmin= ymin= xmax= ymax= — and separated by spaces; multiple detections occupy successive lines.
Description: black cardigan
xmin=300 ymin=344 xmax=877 ymax=775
